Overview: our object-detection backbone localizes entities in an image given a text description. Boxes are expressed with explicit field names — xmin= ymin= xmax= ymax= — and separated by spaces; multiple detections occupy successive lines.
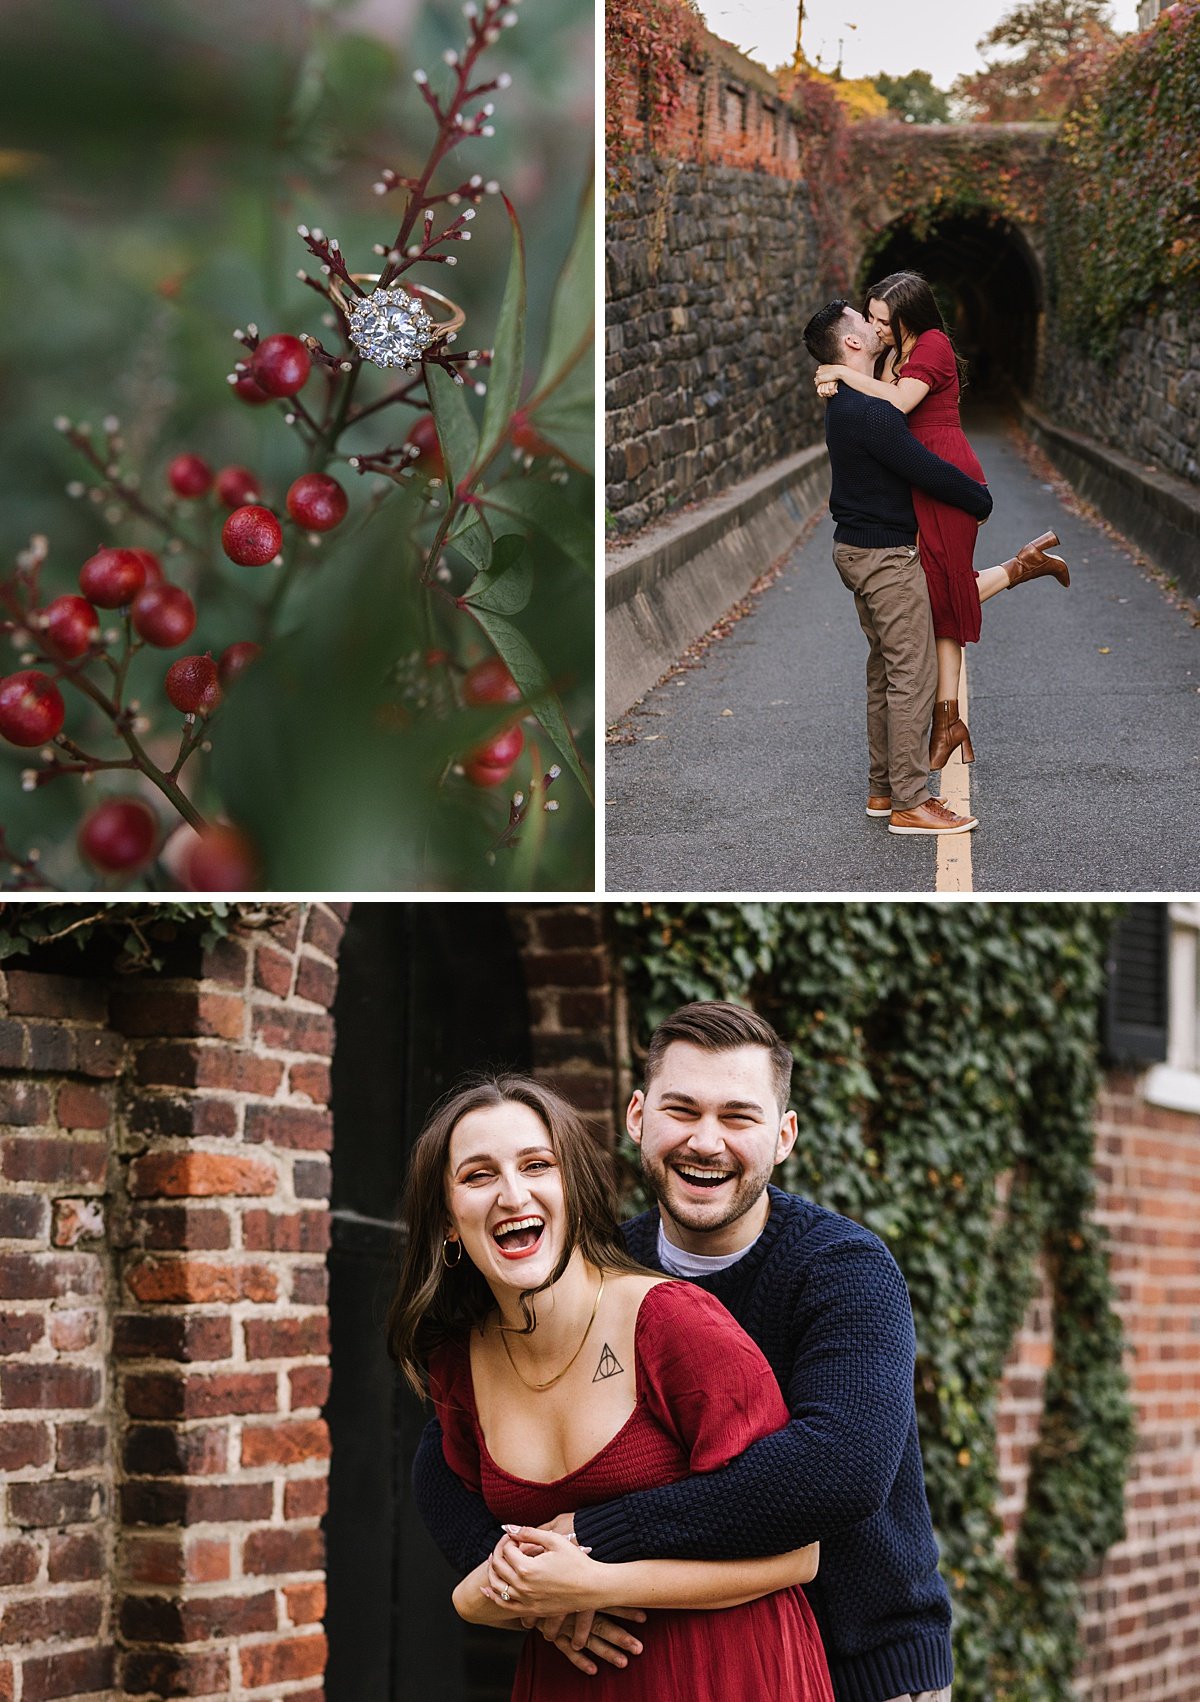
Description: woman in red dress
xmin=389 ymin=1075 xmax=835 ymax=1702
xmin=815 ymin=270 xmax=1070 ymax=770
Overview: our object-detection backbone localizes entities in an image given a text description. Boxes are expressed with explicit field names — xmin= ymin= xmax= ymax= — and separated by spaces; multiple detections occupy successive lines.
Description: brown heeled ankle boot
xmin=929 ymin=698 xmax=975 ymax=771
xmin=1001 ymin=530 xmax=1070 ymax=589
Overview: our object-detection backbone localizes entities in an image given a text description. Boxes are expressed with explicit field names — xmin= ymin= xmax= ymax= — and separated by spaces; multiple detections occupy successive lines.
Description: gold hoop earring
xmin=442 ymin=1237 xmax=462 ymax=1268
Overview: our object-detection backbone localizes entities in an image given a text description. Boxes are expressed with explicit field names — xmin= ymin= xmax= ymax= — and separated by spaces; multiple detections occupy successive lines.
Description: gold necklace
xmin=500 ymin=1273 xmax=605 ymax=1392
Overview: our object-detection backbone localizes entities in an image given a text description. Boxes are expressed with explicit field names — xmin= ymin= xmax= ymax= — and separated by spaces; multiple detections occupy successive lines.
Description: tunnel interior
xmin=859 ymin=211 xmax=1042 ymax=400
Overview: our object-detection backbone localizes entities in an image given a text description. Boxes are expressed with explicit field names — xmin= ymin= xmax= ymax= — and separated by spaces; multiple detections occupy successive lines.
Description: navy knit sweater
xmin=825 ymin=384 xmax=992 ymax=547
xmin=411 ymin=1188 xmax=953 ymax=1702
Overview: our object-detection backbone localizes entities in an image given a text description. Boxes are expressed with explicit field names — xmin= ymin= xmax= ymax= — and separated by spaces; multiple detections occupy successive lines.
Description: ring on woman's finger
xmin=500 ymin=1586 xmax=511 ymax=1602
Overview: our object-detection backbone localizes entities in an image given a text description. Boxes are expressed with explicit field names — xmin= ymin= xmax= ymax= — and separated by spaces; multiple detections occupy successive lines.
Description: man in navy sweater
xmin=412 ymin=1001 xmax=954 ymax=1702
xmin=802 ymin=298 xmax=990 ymax=837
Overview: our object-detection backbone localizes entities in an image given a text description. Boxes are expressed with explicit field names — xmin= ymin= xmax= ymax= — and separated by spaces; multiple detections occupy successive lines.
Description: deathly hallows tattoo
xmin=593 ymin=1342 xmax=624 ymax=1382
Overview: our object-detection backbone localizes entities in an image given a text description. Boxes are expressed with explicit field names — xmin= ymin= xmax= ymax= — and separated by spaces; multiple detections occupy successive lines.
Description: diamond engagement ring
xmin=329 ymin=273 xmax=465 ymax=370
xmin=500 ymin=1586 xmax=511 ymax=1602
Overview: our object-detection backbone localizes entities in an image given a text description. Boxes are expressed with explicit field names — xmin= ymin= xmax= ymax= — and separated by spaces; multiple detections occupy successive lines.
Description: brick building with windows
xmin=0 ymin=902 xmax=1197 ymax=1702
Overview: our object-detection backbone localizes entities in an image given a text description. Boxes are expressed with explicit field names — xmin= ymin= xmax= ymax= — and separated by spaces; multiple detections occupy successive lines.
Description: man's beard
xmin=640 ymin=1148 xmax=774 ymax=1239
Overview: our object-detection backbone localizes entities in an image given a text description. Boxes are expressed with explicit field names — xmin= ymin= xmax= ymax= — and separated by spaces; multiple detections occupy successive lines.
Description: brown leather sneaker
xmin=867 ymin=796 xmax=892 ymax=817
xmin=888 ymin=797 xmax=978 ymax=836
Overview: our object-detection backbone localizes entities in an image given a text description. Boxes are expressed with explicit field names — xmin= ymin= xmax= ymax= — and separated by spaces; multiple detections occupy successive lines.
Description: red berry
xmin=40 ymin=595 xmax=100 ymax=660
xmin=405 ymin=413 xmax=445 ymax=478
xmin=216 ymin=465 xmax=261 ymax=509
xmin=128 ymin=548 xmax=165 ymax=587
xmin=185 ymin=824 xmax=260 ymax=891
xmin=0 ymin=671 xmax=66 ymax=747
xmin=78 ymin=797 xmax=158 ymax=873
xmin=232 ymin=371 xmax=273 ymax=406
xmin=251 ymin=334 xmax=311 ymax=398
xmin=167 ymin=453 xmax=213 ymax=498
xmin=79 ymin=547 xmax=147 ymax=608
xmin=165 ymin=654 xmax=222 ymax=715
xmin=222 ymin=506 xmax=282 ymax=566
xmin=464 ymin=723 xmax=525 ymax=786
xmin=131 ymin=584 xmax=196 ymax=649
xmin=463 ymin=656 xmax=522 ymax=707
xmin=218 ymin=641 xmax=262 ymax=684
xmin=287 ymin=473 xmax=348 ymax=532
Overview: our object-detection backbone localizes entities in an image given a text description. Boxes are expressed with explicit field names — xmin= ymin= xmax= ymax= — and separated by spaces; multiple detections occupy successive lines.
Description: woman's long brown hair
xmin=386 ymin=1074 xmax=645 ymax=1398
xmin=863 ymin=269 xmax=968 ymax=389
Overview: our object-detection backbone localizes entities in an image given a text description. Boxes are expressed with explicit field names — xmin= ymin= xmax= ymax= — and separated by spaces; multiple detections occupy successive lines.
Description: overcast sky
xmin=693 ymin=0 xmax=1134 ymax=89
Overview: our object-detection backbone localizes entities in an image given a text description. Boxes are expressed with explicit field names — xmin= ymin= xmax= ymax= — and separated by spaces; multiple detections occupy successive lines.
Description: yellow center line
xmin=935 ymin=654 xmax=974 ymax=893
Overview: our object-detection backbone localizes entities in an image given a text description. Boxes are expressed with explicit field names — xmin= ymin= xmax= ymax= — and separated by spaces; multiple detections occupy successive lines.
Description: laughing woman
xmin=814 ymin=270 xmax=1070 ymax=770
xmin=388 ymin=1076 xmax=834 ymax=1702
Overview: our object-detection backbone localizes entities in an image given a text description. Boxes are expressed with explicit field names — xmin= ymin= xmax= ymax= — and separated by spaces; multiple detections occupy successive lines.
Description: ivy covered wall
xmin=614 ymin=901 xmax=1135 ymax=1702
xmin=1039 ymin=0 xmax=1200 ymax=483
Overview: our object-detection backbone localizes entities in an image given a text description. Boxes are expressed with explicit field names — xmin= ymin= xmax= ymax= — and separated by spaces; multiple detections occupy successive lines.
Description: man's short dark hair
xmin=803 ymin=299 xmax=851 ymax=365
xmin=644 ymin=1001 xmax=794 ymax=1115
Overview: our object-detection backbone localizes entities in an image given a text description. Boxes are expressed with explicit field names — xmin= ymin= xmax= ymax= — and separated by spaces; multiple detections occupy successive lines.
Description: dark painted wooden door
xmin=325 ymin=904 xmax=529 ymax=1702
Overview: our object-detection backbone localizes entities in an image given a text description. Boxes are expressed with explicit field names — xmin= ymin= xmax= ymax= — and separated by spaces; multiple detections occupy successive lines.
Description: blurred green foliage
xmin=0 ymin=0 xmax=594 ymax=890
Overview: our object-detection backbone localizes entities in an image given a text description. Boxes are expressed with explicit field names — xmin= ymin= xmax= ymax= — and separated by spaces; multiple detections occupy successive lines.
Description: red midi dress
xmin=901 ymin=328 xmax=986 ymax=646
xmin=429 ymin=1281 xmax=834 ymax=1702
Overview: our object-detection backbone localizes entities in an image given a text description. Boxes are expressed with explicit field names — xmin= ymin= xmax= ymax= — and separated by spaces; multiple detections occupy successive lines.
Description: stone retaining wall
xmin=606 ymin=154 xmax=828 ymax=537
xmin=1038 ymin=304 xmax=1200 ymax=489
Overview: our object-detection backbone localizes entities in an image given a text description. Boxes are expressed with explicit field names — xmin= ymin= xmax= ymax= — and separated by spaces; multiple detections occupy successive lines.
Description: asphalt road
xmin=604 ymin=410 xmax=1200 ymax=893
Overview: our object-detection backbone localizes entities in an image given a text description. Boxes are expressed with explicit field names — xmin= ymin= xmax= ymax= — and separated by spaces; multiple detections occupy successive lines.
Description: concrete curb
xmin=604 ymin=445 xmax=828 ymax=720
xmin=1018 ymin=400 xmax=1200 ymax=601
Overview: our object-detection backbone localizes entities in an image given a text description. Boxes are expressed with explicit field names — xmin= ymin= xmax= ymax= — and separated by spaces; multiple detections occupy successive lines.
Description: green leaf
xmin=527 ymin=377 xmax=593 ymax=475
xmin=465 ymin=606 xmax=592 ymax=801
xmin=463 ymin=534 xmax=533 ymax=614
xmin=482 ymin=478 xmax=593 ymax=574
xmin=446 ymin=506 xmax=494 ymax=573
xmin=477 ymin=196 xmax=526 ymax=470
xmin=531 ymin=172 xmax=594 ymax=406
xmin=426 ymin=360 xmax=478 ymax=493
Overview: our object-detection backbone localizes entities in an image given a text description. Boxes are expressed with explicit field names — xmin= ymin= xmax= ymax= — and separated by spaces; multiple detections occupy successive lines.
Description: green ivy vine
xmin=1047 ymin=0 xmax=1200 ymax=360
xmin=0 ymin=901 xmax=262 ymax=972
xmin=613 ymin=901 xmax=1135 ymax=1702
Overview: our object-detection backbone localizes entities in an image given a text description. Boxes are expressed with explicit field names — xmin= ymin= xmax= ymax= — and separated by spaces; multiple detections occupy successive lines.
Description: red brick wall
xmin=0 ymin=969 xmax=121 ymax=1702
xmin=0 ymin=906 xmax=345 ymax=1702
xmin=994 ymin=1076 xmax=1200 ymax=1701
xmin=514 ymin=905 xmax=618 ymax=1141
xmin=612 ymin=28 xmax=809 ymax=177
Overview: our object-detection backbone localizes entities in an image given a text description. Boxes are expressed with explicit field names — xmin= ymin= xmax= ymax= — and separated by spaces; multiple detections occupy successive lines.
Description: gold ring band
xmin=328 ymin=273 xmax=465 ymax=336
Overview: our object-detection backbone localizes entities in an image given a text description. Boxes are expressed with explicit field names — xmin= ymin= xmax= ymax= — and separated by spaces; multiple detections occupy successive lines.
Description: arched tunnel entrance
xmin=860 ymin=210 xmax=1042 ymax=399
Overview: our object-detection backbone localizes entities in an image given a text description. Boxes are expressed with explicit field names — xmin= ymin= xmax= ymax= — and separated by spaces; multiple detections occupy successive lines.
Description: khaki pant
xmin=832 ymin=541 xmax=936 ymax=813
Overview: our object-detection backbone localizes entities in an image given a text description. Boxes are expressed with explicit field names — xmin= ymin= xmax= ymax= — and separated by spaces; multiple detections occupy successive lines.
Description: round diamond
xmin=346 ymin=287 xmax=437 ymax=369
